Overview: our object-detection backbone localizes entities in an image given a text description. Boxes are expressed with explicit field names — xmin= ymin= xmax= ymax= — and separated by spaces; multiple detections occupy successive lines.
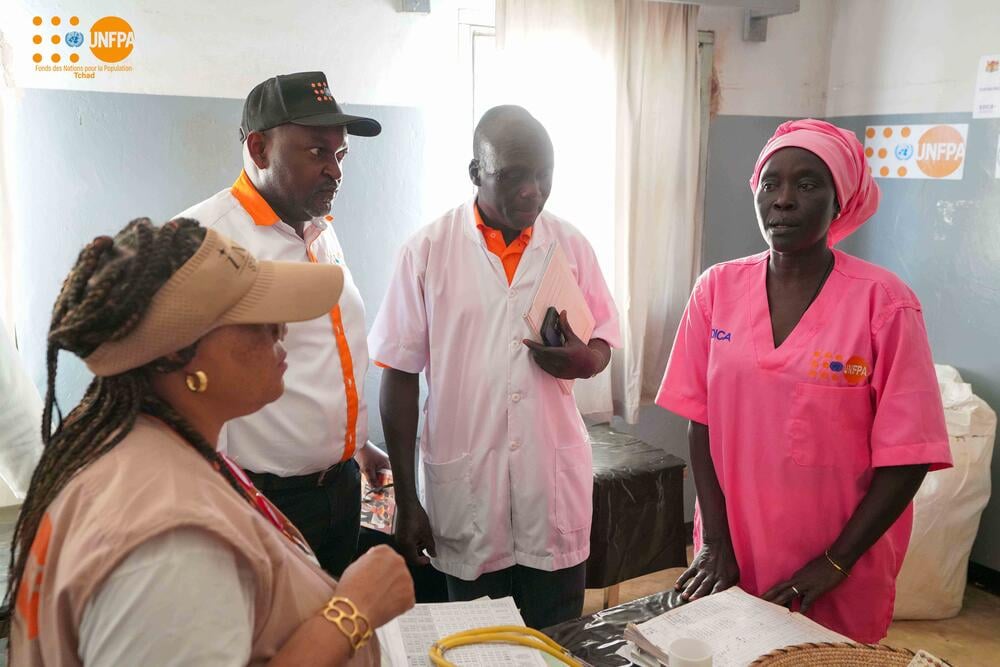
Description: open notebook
xmin=523 ymin=242 xmax=595 ymax=395
xmin=376 ymin=596 xmax=547 ymax=667
xmin=623 ymin=587 xmax=851 ymax=667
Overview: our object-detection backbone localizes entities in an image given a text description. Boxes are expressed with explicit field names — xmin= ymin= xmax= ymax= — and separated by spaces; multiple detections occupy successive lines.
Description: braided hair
xmin=3 ymin=217 xmax=248 ymax=632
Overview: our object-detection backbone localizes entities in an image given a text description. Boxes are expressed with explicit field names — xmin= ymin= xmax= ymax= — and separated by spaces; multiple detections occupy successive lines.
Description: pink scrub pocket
xmin=786 ymin=383 xmax=873 ymax=469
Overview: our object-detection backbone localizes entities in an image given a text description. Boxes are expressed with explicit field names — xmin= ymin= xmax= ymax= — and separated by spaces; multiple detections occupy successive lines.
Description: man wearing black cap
xmin=177 ymin=71 xmax=389 ymax=577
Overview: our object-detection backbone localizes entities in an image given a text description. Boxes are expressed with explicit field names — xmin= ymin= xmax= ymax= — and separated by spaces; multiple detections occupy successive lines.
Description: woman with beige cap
xmin=4 ymin=218 xmax=413 ymax=666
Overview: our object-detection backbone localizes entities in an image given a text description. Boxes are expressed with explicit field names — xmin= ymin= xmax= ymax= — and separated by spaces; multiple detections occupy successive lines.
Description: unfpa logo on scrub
xmin=90 ymin=16 xmax=134 ymax=63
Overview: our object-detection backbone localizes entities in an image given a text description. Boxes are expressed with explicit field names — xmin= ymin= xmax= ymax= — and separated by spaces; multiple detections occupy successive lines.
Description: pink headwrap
xmin=749 ymin=118 xmax=881 ymax=246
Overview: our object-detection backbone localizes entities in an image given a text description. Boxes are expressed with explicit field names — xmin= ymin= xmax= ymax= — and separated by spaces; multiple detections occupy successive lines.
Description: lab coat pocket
xmin=787 ymin=383 xmax=873 ymax=469
xmin=555 ymin=445 xmax=593 ymax=534
xmin=423 ymin=454 xmax=478 ymax=544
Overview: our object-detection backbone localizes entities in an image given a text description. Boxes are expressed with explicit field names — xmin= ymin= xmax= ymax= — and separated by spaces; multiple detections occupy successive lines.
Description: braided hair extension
xmin=3 ymin=218 xmax=249 ymax=634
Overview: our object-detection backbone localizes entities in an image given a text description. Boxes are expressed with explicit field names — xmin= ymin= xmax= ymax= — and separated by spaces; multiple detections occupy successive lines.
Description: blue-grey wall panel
xmin=9 ymin=89 xmax=429 ymax=446
xmin=836 ymin=113 xmax=1000 ymax=571
xmin=700 ymin=114 xmax=786 ymax=268
xmin=10 ymin=91 xmax=1000 ymax=570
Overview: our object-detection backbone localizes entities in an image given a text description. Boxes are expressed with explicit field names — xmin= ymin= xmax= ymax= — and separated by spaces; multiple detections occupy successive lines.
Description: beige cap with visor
xmin=84 ymin=228 xmax=344 ymax=377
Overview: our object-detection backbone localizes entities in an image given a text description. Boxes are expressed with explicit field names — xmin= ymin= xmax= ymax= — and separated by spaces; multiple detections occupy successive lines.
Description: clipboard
xmin=523 ymin=242 xmax=595 ymax=395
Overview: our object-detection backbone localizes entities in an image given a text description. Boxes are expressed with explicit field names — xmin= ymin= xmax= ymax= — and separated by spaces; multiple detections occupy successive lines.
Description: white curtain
xmin=496 ymin=0 xmax=702 ymax=422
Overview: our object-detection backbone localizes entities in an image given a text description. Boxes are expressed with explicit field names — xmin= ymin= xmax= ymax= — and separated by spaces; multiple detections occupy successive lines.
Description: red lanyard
xmin=218 ymin=453 xmax=312 ymax=555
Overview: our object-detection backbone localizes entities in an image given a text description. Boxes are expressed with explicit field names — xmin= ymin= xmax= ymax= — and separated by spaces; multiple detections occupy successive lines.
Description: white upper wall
xmin=825 ymin=0 xmax=1000 ymax=117
xmin=696 ymin=0 xmax=835 ymax=118
xmin=0 ymin=0 xmax=493 ymax=107
xmin=3 ymin=0 xmax=997 ymax=121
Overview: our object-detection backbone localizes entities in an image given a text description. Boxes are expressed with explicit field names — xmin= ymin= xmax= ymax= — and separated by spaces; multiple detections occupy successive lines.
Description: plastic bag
xmin=893 ymin=365 xmax=996 ymax=619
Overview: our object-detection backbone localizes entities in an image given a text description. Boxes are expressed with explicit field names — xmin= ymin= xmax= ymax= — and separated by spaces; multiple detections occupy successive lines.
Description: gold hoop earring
xmin=185 ymin=370 xmax=208 ymax=394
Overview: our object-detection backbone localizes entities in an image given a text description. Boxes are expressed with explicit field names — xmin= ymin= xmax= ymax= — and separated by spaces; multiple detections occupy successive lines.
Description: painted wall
xmin=3 ymin=0 xmax=998 ymax=568
xmin=4 ymin=89 xmax=430 ymax=449
xmin=837 ymin=115 xmax=1000 ymax=571
xmin=696 ymin=0 xmax=834 ymax=118
xmin=0 ymin=0 xmax=491 ymax=107
xmin=826 ymin=0 xmax=1000 ymax=117
xmin=827 ymin=0 xmax=1000 ymax=571
xmin=0 ymin=0 xmax=489 ymax=335
xmin=0 ymin=0 xmax=842 ymax=517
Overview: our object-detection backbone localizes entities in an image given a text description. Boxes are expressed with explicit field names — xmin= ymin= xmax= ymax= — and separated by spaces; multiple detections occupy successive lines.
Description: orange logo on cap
xmin=310 ymin=81 xmax=333 ymax=103
xmin=916 ymin=125 xmax=965 ymax=178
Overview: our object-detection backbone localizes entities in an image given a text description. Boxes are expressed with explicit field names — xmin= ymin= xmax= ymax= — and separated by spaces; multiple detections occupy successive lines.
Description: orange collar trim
xmin=473 ymin=202 xmax=533 ymax=244
xmin=231 ymin=170 xmax=281 ymax=227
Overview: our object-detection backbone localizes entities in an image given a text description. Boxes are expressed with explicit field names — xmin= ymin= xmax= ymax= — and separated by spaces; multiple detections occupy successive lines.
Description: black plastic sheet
xmin=587 ymin=425 xmax=687 ymax=588
xmin=544 ymin=589 xmax=686 ymax=666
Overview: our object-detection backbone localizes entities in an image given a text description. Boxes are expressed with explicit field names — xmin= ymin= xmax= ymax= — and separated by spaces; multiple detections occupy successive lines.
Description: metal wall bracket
xmin=742 ymin=0 xmax=800 ymax=42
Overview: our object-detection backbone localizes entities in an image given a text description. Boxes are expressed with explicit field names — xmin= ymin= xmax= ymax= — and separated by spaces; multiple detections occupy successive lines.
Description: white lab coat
xmin=369 ymin=201 xmax=621 ymax=580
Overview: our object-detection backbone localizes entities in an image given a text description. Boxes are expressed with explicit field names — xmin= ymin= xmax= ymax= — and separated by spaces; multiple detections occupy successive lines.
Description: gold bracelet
xmin=322 ymin=596 xmax=373 ymax=655
xmin=824 ymin=550 xmax=850 ymax=577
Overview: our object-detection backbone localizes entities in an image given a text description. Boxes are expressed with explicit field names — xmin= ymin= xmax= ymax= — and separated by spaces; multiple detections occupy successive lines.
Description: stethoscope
xmin=429 ymin=625 xmax=583 ymax=667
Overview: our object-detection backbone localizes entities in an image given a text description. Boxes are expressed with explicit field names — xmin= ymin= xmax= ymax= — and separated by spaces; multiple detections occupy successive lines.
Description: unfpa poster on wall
xmin=863 ymin=124 xmax=969 ymax=180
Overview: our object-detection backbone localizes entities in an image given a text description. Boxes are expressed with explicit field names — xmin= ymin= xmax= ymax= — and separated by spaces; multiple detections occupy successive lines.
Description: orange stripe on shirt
xmin=231 ymin=170 xmax=281 ymax=227
xmin=16 ymin=513 xmax=53 ymax=640
xmin=307 ymin=247 xmax=359 ymax=461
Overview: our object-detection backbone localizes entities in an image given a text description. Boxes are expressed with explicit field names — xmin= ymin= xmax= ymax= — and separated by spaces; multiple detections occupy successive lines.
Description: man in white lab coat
xmin=369 ymin=106 xmax=621 ymax=629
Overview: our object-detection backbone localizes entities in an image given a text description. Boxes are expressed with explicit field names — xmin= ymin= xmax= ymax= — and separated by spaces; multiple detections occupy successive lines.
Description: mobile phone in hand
xmin=540 ymin=306 xmax=564 ymax=347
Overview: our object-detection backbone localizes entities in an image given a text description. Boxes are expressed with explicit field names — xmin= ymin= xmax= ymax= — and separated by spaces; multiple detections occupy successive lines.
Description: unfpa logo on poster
xmin=864 ymin=124 xmax=968 ymax=181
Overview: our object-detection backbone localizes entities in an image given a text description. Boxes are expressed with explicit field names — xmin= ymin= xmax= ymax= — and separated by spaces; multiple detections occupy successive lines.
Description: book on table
xmin=376 ymin=596 xmax=548 ymax=666
xmin=623 ymin=587 xmax=851 ymax=667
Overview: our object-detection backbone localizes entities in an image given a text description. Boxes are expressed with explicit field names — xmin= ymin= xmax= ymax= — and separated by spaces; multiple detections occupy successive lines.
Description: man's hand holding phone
xmin=523 ymin=309 xmax=603 ymax=379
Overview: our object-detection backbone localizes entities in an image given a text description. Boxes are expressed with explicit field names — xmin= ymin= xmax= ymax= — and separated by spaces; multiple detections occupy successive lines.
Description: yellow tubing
xmin=428 ymin=625 xmax=582 ymax=667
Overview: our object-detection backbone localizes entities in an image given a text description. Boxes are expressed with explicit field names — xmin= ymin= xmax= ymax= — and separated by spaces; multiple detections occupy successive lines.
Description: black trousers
xmin=247 ymin=459 xmax=362 ymax=578
xmin=445 ymin=562 xmax=587 ymax=630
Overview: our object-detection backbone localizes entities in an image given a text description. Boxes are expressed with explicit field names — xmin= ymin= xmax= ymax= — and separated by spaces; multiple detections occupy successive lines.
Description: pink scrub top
xmin=656 ymin=249 xmax=952 ymax=643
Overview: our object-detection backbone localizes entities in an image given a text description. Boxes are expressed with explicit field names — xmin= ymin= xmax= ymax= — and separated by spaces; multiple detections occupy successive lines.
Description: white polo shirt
xmin=176 ymin=171 xmax=368 ymax=475
xmin=369 ymin=200 xmax=621 ymax=580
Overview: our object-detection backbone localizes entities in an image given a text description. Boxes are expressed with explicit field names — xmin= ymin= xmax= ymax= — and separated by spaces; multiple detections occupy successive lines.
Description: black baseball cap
xmin=239 ymin=71 xmax=381 ymax=142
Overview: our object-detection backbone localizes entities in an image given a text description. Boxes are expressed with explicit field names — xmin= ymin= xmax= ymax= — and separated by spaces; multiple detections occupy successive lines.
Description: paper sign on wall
xmin=864 ymin=124 xmax=968 ymax=180
xmin=973 ymin=55 xmax=1000 ymax=119
xmin=996 ymin=136 xmax=1000 ymax=179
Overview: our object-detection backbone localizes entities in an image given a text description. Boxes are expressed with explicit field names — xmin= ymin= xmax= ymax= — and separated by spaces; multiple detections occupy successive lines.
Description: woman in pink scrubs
xmin=656 ymin=119 xmax=952 ymax=643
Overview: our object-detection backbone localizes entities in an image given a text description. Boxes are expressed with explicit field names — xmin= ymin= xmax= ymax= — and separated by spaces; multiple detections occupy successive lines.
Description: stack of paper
xmin=523 ymin=242 xmax=595 ymax=395
xmin=376 ymin=597 xmax=548 ymax=667
xmin=622 ymin=587 xmax=851 ymax=667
